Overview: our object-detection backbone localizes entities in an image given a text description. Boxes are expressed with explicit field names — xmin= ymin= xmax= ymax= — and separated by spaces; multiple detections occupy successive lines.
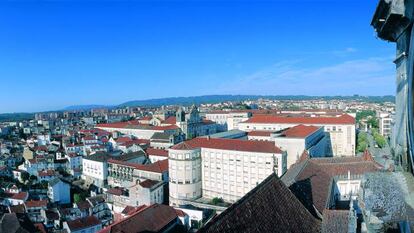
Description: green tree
xmin=29 ymin=175 xmax=37 ymax=182
xmin=73 ymin=192 xmax=88 ymax=204
xmin=210 ymin=197 xmax=224 ymax=205
xmin=357 ymin=132 xmax=369 ymax=152
xmin=21 ymin=172 xmax=29 ymax=183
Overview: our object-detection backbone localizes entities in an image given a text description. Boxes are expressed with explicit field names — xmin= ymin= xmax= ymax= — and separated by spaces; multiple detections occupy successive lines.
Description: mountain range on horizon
xmin=0 ymin=94 xmax=396 ymax=122
xmin=64 ymin=94 xmax=395 ymax=111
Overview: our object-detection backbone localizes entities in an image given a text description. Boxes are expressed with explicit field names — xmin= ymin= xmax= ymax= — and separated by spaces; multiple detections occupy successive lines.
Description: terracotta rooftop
xmin=38 ymin=170 xmax=55 ymax=177
xmin=96 ymin=121 xmax=140 ymax=129
xmin=108 ymin=159 xmax=168 ymax=173
xmin=146 ymin=148 xmax=168 ymax=157
xmin=199 ymin=173 xmax=321 ymax=233
xmin=66 ymin=215 xmax=101 ymax=232
xmin=162 ymin=116 xmax=176 ymax=125
xmin=76 ymin=200 xmax=92 ymax=210
xmin=321 ymin=209 xmax=350 ymax=233
xmin=243 ymin=114 xmax=355 ymax=125
xmin=0 ymin=213 xmax=38 ymax=233
xmin=4 ymin=191 xmax=28 ymax=200
xmin=170 ymin=137 xmax=283 ymax=154
xmin=247 ymin=131 xmax=273 ymax=137
xmin=99 ymin=204 xmax=180 ymax=233
xmin=139 ymin=179 xmax=161 ymax=189
xmin=281 ymin=125 xmax=321 ymax=138
xmin=25 ymin=200 xmax=48 ymax=208
xmin=282 ymin=155 xmax=383 ymax=216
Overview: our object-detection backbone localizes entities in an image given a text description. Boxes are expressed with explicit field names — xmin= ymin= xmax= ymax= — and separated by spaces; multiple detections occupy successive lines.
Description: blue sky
xmin=0 ymin=0 xmax=394 ymax=113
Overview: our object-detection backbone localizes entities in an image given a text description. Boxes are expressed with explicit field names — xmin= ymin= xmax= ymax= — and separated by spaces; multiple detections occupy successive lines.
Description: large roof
xmin=199 ymin=173 xmax=321 ymax=233
xmin=99 ymin=204 xmax=180 ymax=233
xmin=242 ymin=114 xmax=355 ymax=125
xmin=321 ymin=209 xmax=350 ymax=233
xmin=66 ymin=215 xmax=101 ymax=231
xmin=108 ymin=159 xmax=168 ymax=173
xmin=170 ymin=137 xmax=283 ymax=154
xmin=281 ymin=124 xmax=321 ymax=138
xmin=281 ymin=153 xmax=383 ymax=216
xmin=0 ymin=213 xmax=37 ymax=233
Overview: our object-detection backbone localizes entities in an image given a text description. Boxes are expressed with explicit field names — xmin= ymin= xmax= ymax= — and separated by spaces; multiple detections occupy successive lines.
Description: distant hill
xmin=119 ymin=95 xmax=395 ymax=107
xmin=0 ymin=113 xmax=34 ymax=122
xmin=0 ymin=95 xmax=395 ymax=119
xmin=63 ymin=105 xmax=111 ymax=111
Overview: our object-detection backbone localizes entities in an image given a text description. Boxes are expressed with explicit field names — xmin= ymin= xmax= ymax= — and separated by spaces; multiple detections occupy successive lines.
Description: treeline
xmin=357 ymin=132 xmax=369 ymax=152
xmin=0 ymin=113 xmax=34 ymax=122
xmin=372 ymin=128 xmax=387 ymax=148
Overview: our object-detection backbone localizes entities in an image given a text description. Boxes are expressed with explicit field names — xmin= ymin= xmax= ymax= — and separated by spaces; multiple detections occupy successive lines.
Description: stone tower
xmin=372 ymin=0 xmax=414 ymax=173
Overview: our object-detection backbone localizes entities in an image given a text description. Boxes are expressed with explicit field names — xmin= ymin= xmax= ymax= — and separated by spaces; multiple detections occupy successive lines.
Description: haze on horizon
xmin=0 ymin=0 xmax=395 ymax=113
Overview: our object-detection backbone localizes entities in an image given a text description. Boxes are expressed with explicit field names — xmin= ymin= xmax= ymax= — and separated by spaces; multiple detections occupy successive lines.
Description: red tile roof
xmin=108 ymin=159 xmax=168 ymax=174
xmin=66 ymin=216 xmax=101 ymax=231
xmin=76 ymin=201 xmax=92 ymax=210
xmin=34 ymin=223 xmax=47 ymax=233
xmin=25 ymin=200 xmax=48 ymax=208
xmin=116 ymin=137 xmax=132 ymax=143
xmin=199 ymin=173 xmax=321 ymax=233
xmin=170 ymin=138 xmax=283 ymax=154
xmin=139 ymin=179 xmax=160 ymax=189
xmin=121 ymin=205 xmax=147 ymax=215
xmin=120 ymin=139 xmax=150 ymax=147
xmin=162 ymin=116 xmax=176 ymax=125
xmin=243 ymin=114 xmax=355 ymax=125
xmin=175 ymin=209 xmax=187 ymax=217
xmin=106 ymin=188 xmax=124 ymax=196
xmin=247 ymin=131 xmax=273 ymax=137
xmin=281 ymin=125 xmax=321 ymax=138
xmin=146 ymin=148 xmax=168 ymax=157
xmin=38 ymin=170 xmax=56 ymax=177
xmin=5 ymin=191 xmax=28 ymax=200
xmin=152 ymin=125 xmax=180 ymax=130
xmin=96 ymin=120 xmax=140 ymax=129
xmin=321 ymin=209 xmax=350 ymax=233
xmin=285 ymin=156 xmax=383 ymax=215
xmin=98 ymin=204 xmax=179 ymax=233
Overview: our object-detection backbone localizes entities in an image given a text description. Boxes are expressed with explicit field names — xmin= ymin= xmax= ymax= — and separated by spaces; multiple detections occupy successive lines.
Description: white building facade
xmin=238 ymin=114 xmax=356 ymax=157
xmin=168 ymin=138 xmax=286 ymax=206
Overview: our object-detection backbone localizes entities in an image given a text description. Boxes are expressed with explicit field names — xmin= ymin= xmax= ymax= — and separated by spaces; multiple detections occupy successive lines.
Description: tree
xmin=357 ymin=132 xmax=369 ymax=152
xmin=210 ymin=197 xmax=224 ymax=205
xmin=73 ymin=193 xmax=83 ymax=204
xmin=367 ymin=117 xmax=379 ymax=129
xmin=21 ymin=172 xmax=29 ymax=183
xmin=29 ymin=175 xmax=37 ymax=182
xmin=73 ymin=192 xmax=88 ymax=204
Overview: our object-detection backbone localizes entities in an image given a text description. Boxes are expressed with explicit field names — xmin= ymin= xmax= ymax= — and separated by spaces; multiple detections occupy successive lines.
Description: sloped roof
xmin=108 ymin=159 xmax=168 ymax=173
xmin=321 ymin=209 xmax=350 ymax=233
xmin=66 ymin=215 xmax=101 ymax=231
xmin=170 ymin=137 xmax=283 ymax=154
xmin=282 ymin=155 xmax=383 ymax=216
xmin=247 ymin=131 xmax=274 ymax=137
xmin=146 ymin=148 xmax=168 ymax=157
xmin=281 ymin=125 xmax=321 ymax=138
xmin=99 ymin=204 xmax=179 ymax=233
xmin=199 ymin=173 xmax=321 ymax=233
xmin=0 ymin=213 xmax=37 ymax=233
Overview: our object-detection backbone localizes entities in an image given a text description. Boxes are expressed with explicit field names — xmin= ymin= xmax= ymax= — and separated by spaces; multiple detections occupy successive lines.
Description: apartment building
xmin=238 ymin=114 xmax=355 ymax=156
xmin=168 ymin=137 xmax=286 ymax=206
xmin=377 ymin=112 xmax=394 ymax=137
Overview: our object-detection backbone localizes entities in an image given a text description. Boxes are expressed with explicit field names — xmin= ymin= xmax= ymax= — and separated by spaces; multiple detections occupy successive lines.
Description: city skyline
xmin=1 ymin=0 xmax=394 ymax=113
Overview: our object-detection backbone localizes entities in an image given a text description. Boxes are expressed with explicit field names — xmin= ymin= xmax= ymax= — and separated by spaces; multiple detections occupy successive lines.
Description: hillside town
xmin=0 ymin=95 xmax=411 ymax=233
xmin=2 ymin=0 xmax=414 ymax=232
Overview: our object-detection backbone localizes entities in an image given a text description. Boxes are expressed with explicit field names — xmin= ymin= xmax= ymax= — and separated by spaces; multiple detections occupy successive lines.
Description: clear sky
xmin=0 ymin=0 xmax=395 ymax=113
